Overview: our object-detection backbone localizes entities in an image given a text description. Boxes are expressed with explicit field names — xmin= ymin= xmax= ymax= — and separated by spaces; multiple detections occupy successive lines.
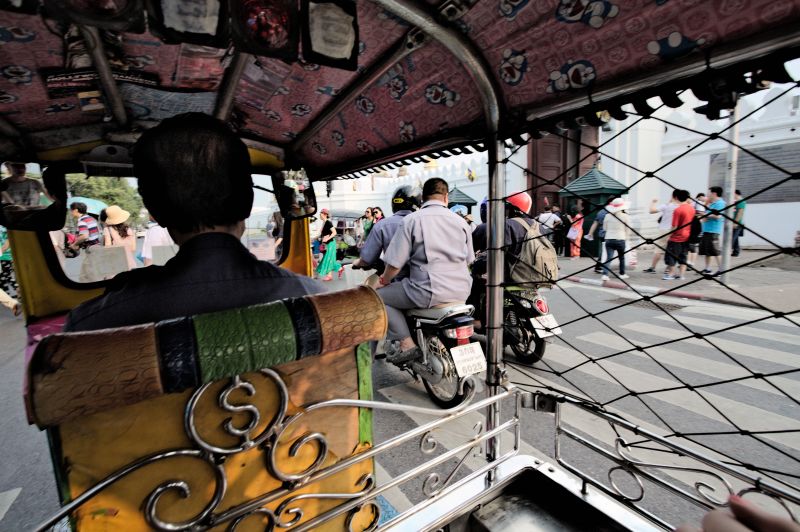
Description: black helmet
xmin=391 ymin=185 xmax=422 ymax=213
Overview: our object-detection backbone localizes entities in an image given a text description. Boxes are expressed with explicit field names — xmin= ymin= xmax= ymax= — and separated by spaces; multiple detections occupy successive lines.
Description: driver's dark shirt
xmin=65 ymin=232 xmax=323 ymax=332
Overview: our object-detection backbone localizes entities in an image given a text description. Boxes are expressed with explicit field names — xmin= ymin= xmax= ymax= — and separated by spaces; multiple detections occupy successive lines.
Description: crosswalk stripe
xmin=0 ymin=488 xmax=20 ymax=522
xmin=374 ymin=461 xmax=414 ymax=513
xmin=576 ymin=331 xmax=800 ymax=399
xmin=622 ymin=322 xmax=798 ymax=369
xmin=654 ymin=315 xmax=800 ymax=346
xmin=680 ymin=305 xmax=800 ymax=328
xmin=543 ymin=344 xmax=800 ymax=451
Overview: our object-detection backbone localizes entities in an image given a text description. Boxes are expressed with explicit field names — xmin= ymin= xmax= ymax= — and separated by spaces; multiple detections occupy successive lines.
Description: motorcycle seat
xmin=407 ymin=303 xmax=474 ymax=322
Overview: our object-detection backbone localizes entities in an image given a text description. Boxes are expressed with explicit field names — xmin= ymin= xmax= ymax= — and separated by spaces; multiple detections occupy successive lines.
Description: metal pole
xmin=78 ymin=25 xmax=128 ymax=127
xmin=367 ymin=0 xmax=505 ymax=467
xmin=214 ymin=52 xmax=251 ymax=122
xmin=720 ymin=104 xmax=739 ymax=283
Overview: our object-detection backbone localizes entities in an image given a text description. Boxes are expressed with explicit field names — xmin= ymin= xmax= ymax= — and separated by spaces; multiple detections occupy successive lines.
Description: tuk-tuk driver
xmin=65 ymin=113 xmax=322 ymax=332
xmin=376 ymin=178 xmax=474 ymax=360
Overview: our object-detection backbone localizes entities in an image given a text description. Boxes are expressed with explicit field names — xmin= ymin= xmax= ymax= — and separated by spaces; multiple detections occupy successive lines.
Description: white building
xmin=310 ymin=146 xmax=529 ymax=221
xmin=599 ymin=83 xmax=800 ymax=248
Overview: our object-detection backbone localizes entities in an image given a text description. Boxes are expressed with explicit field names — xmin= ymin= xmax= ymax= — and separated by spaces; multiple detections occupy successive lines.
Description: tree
xmin=66 ymin=174 xmax=144 ymax=227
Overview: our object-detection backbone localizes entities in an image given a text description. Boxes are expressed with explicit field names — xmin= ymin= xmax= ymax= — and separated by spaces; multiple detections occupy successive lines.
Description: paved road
xmin=0 ymin=276 xmax=798 ymax=529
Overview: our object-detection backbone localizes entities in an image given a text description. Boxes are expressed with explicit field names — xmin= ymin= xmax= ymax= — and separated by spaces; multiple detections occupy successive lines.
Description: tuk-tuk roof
xmin=1 ymin=1 xmax=798 ymax=179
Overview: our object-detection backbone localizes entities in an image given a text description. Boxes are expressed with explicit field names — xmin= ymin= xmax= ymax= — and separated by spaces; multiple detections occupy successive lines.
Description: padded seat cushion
xmin=406 ymin=304 xmax=474 ymax=321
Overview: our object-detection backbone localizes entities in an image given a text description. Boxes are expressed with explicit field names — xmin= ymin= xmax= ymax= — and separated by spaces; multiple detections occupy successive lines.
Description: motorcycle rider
xmin=351 ymin=185 xmax=421 ymax=277
xmin=377 ymin=177 xmax=474 ymax=360
xmin=469 ymin=191 xmax=535 ymax=327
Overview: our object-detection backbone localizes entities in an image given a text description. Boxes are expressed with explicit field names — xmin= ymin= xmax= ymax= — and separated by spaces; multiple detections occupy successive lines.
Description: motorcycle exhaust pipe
xmin=411 ymin=352 xmax=444 ymax=385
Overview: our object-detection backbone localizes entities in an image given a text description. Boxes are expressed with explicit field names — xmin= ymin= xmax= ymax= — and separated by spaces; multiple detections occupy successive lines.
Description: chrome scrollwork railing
xmin=548 ymin=393 xmax=800 ymax=530
xmin=37 ymin=369 xmax=522 ymax=531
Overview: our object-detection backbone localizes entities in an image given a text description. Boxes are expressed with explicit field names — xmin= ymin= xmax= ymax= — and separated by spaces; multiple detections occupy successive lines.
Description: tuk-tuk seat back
xmin=27 ymin=286 xmax=387 ymax=428
xmin=27 ymin=287 xmax=387 ymax=531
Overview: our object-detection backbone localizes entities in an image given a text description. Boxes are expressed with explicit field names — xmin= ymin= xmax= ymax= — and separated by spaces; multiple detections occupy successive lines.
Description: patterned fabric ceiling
xmin=0 ymin=0 xmax=798 ymax=178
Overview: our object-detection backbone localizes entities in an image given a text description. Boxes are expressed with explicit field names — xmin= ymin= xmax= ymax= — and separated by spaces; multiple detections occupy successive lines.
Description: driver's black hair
xmin=133 ymin=113 xmax=253 ymax=234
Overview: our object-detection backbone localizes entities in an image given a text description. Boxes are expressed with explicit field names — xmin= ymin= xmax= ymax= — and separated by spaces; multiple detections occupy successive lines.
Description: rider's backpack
xmin=508 ymin=218 xmax=559 ymax=286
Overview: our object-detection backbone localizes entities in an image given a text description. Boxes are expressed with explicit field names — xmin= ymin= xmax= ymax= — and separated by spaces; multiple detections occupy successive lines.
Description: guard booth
xmin=447 ymin=186 xmax=477 ymax=214
xmin=560 ymin=166 xmax=627 ymax=258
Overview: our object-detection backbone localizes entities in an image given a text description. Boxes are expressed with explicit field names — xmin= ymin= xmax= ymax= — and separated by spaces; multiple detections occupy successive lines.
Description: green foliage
xmin=66 ymin=174 xmax=144 ymax=227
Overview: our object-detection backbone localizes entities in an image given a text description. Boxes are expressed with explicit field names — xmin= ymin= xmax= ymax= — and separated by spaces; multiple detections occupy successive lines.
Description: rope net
xmin=486 ymin=63 xmax=800 ymax=525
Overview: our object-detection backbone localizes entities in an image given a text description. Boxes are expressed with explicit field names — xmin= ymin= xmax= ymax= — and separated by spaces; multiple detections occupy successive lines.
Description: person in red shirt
xmin=664 ymin=189 xmax=694 ymax=280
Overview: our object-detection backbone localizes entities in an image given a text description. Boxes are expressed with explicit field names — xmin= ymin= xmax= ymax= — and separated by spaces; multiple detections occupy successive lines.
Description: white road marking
xmin=0 ymin=488 xmax=21 ymax=522
xmin=680 ymin=305 xmax=800 ymax=328
xmin=374 ymin=461 xmax=414 ymax=513
xmin=622 ymin=322 xmax=798 ymax=368
xmin=576 ymin=331 xmax=800 ymax=399
xmin=653 ymin=315 xmax=800 ymax=346
xmin=505 ymin=365 xmax=800 ymax=518
xmin=542 ymin=344 xmax=800 ymax=451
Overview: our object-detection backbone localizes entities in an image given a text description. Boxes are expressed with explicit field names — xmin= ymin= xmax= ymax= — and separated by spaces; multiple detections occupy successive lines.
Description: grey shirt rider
xmin=383 ymin=200 xmax=474 ymax=306
xmin=377 ymin=178 xmax=474 ymax=353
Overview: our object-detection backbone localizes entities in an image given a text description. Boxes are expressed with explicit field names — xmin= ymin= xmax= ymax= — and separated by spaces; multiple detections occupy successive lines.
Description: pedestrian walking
xmin=552 ymin=205 xmax=567 ymax=255
xmin=663 ymin=190 xmax=694 ymax=280
xmin=535 ymin=205 xmax=561 ymax=243
xmin=566 ymin=206 xmax=583 ymax=260
xmin=600 ymin=198 xmax=630 ymax=281
xmin=585 ymin=197 xmax=615 ymax=273
xmin=686 ymin=198 xmax=703 ymax=268
xmin=644 ymin=190 xmax=679 ymax=273
xmin=699 ymin=186 xmax=726 ymax=275
xmin=102 ymin=205 xmax=137 ymax=272
xmin=316 ymin=208 xmax=343 ymax=281
xmin=359 ymin=208 xmax=375 ymax=247
xmin=732 ymin=189 xmax=746 ymax=257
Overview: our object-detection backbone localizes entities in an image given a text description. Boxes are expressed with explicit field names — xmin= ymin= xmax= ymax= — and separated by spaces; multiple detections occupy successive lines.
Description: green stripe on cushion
xmin=194 ymin=302 xmax=297 ymax=382
xmin=356 ymin=342 xmax=373 ymax=446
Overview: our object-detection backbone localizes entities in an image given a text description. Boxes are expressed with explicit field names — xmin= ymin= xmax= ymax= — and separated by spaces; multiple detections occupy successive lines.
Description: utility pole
xmin=720 ymin=104 xmax=740 ymax=284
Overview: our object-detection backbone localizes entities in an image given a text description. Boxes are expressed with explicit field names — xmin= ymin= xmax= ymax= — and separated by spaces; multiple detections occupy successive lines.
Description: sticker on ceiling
xmin=547 ymin=59 xmax=596 ymax=93
xmin=499 ymin=49 xmax=527 ymax=86
xmin=555 ymin=0 xmax=619 ymax=29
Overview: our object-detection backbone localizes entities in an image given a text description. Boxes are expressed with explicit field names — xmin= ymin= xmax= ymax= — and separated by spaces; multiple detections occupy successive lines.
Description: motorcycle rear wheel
xmin=422 ymin=336 xmax=466 ymax=409
xmin=505 ymin=310 xmax=546 ymax=364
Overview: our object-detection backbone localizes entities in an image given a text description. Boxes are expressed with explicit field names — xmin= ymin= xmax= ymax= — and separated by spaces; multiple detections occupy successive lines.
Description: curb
xmin=563 ymin=275 xmax=761 ymax=309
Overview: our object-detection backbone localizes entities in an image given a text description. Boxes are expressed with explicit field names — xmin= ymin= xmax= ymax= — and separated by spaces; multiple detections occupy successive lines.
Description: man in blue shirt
xmin=351 ymin=185 xmax=420 ymax=278
xmin=699 ymin=186 xmax=726 ymax=276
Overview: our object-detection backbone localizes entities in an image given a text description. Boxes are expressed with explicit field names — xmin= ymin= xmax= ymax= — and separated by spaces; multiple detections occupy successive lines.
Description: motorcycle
xmin=493 ymin=286 xmax=561 ymax=364
xmin=353 ymin=263 xmax=484 ymax=408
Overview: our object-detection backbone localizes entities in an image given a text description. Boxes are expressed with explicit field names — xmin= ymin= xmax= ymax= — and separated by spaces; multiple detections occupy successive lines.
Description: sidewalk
xmin=556 ymin=249 xmax=800 ymax=312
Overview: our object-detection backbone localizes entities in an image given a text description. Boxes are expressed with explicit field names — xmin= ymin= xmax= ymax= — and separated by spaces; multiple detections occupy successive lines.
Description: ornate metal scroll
xmin=547 ymin=393 xmax=800 ymax=530
xmin=36 ymin=370 xmax=522 ymax=532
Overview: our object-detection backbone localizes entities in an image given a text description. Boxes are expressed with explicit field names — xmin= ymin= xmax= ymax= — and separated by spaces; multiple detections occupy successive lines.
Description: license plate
xmin=530 ymin=314 xmax=562 ymax=338
xmin=449 ymin=342 xmax=487 ymax=378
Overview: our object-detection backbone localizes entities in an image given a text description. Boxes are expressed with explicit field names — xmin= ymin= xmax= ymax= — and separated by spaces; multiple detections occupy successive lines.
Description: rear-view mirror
xmin=271 ymin=170 xmax=317 ymax=220
xmin=0 ymin=161 xmax=69 ymax=231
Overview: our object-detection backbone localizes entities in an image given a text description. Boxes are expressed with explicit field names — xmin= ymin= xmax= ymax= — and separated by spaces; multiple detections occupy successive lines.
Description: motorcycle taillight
xmin=444 ymin=325 xmax=474 ymax=340
xmin=534 ymin=298 xmax=549 ymax=314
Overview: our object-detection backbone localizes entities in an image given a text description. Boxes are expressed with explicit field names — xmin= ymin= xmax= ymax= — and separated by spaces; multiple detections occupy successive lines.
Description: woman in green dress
xmin=315 ymin=208 xmax=343 ymax=281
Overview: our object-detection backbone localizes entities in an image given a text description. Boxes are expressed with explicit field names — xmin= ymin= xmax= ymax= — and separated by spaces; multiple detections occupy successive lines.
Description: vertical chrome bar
xmin=720 ymin=104 xmax=739 ymax=283
xmin=215 ymin=52 xmax=251 ymax=122
xmin=367 ymin=0 xmax=505 ymax=467
xmin=78 ymin=25 xmax=128 ymax=127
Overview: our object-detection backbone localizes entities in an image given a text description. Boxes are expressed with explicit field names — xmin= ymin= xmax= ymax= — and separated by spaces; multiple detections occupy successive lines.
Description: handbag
xmin=566 ymin=226 xmax=579 ymax=241
xmin=319 ymin=241 xmax=327 ymax=253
